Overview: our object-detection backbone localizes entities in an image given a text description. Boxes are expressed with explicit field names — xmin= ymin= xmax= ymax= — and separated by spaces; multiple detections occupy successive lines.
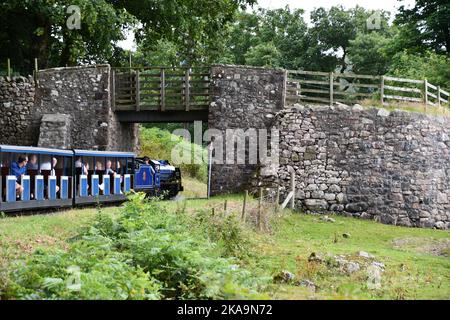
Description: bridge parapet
xmin=112 ymin=66 xmax=212 ymax=113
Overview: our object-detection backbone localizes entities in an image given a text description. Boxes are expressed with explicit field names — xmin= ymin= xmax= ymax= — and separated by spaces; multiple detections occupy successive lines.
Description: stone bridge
xmin=0 ymin=64 xmax=449 ymax=228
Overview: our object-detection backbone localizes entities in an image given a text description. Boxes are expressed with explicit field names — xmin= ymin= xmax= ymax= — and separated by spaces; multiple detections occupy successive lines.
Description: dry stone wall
xmin=0 ymin=76 xmax=35 ymax=146
xmin=269 ymin=105 xmax=450 ymax=229
xmin=0 ymin=65 xmax=138 ymax=152
xmin=208 ymin=64 xmax=285 ymax=195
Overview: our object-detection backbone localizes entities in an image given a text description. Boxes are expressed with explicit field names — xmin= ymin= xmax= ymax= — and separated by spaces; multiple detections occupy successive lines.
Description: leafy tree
xmin=244 ymin=42 xmax=281 ymax=67
xmin=256 ymin=7 xmax=308 ymax=69
xmin=112 ymin=0 xmax=257 ymax=65
xmin=221 ymin=7 xmax=308 ymax=69
xmin=308 ymin=6 xmax=390 ymax=72
xmin=0 ymin=0 xmax=134 ymax=71
xmin=221 ymin=11 xmax=261 ymax=65
xmin=395 ymin=0 xmax=450 ymax=54
xmin=0 ymin=0 xmax=256 ymax=72
xmin=133 ymin=39 xmax=181 ymax=68
xmin=348 ymin=32 xmax=393 ymax=75
xmin=388 ymin=50 xmax=450 ymax=88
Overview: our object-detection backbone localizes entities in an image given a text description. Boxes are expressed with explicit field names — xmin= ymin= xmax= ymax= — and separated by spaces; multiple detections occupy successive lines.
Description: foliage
xmin=309 ymin=6 xmax=391 ymax=73
xmin=244 ymin=42 xmax=281 ymax=67
xmin=348 ymin=32 xmax=392 ymax=75
xmin=139 ymin=126 xmax=207 ymax=183
xmin=395 ymin=0 xmax=450 ymax=54
xmin=3 ymin=193 xmax=266 ymax=300
xmin=388 ymin=50 xmax=450 ymax=89
xmin=222 ymin=6 xmax=392 ymax=73
xmin=194 ymin=209 xmax=251 ymax=258
xmin=0 ymin=0 xmax=135 ymax=71
xmin=107 ymin=0 xmax=257 ymax=66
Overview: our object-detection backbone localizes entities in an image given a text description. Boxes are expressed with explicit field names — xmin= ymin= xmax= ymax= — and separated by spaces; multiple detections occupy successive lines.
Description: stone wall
xmin=32 ymin=65 xmax=138 ymax=151
xmin=268 ymin=105 xmax=450 ymax=229
xmin=0 ymin=76 xmax=35 ymax=146
xmin=208 ymin=65 xmax=285 ymax=195
xmin=37 ymin=114 xmax=72 ymax=149
xmin=0 ymin=65 xmax=138 ymax=152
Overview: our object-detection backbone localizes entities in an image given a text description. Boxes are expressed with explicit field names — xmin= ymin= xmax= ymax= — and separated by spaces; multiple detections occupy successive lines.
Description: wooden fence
xmin=112 ymin=66 xmax=212 ymax=111
xmin=286 ymin=70 xmax=449 ymax=108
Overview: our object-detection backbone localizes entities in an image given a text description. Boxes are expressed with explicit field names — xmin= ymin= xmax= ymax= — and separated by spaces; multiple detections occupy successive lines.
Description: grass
xmin=359 ymin=99 xmax=450 ymax=117
xmin=179 ymin=176 xmax=207 ymax=198
xmin=0 ymin=195 xmax=449 ymax=300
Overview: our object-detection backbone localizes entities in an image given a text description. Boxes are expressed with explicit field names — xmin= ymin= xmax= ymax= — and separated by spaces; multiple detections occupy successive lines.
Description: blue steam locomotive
xmin=0 ymin=145 xmax=181 ymax=213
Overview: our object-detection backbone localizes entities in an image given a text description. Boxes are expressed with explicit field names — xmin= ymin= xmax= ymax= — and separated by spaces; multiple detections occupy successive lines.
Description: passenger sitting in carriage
xmin=11 ymin=155 xmax=28 ymax=198
xmin=27 ymin=154 xmax=38 ymax=170
xmin=41 ymin=157 xmax=60 ymax=193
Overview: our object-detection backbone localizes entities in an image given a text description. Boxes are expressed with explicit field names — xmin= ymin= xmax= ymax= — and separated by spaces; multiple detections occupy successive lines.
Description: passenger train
xmin=0 ymin=145 xmax=182 ymax=213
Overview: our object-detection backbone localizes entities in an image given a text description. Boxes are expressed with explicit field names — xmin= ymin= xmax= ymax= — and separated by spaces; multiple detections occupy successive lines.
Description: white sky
xmin=118 ymin=0 xmax=416 ymax=51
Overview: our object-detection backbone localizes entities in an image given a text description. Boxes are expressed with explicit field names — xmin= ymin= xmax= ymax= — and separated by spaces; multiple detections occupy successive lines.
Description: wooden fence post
xmin=7 ymin=58 xmax=10 ymax=78
xmin=111 ymin=69 xmax=116 ymax=111
xmin=242 ymin=190 xmax=248 ymax=221
xmin=185 ymin=68 xmax=190 ymax=111
xmin=258 ymin=187 xmax=263 ymax=231
xmin=275 ymin=187 xmax=280 ymax=213
xmin=437 ymin=86 xmax=441 ymax=108
xmin=135 ymin=70 xmax=140 ymax=111
xmin=329 ymin=72 xmax=334 ymax=106
xmin=290 ymin=171 xmax=295 ymax=210
xmin=424 ymin=79 xmax=428 ymax=112
xmin=224 ymin=200 xmax=228 ymax=214
xmin=160 ymin=68 xmax=165 ymax=111
xmin=33 ymin=58 xmax=38 ymax=82
xmin=380 ymin=76 xmax=385 ymax=105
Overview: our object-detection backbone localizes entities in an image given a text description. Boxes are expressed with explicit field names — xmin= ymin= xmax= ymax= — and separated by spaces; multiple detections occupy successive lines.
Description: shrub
xmin=194 ymin=209 xmax=251 ymax=258
xmin=4 ymin=193 xmax=266 ymax=300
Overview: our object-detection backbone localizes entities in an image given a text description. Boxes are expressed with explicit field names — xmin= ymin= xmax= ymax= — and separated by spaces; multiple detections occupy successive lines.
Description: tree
xmin=395 ymin=0 xmax=450 ymax=54
xmin=0 ymin=0 xmax=134 ymax=71
xmin=222 ymin=11 xmax=261 ymax=65
xmin=0 ymin=0 xmax=256 ymax=72
xmin=221 ymin=7 xmax=308 ymax=69
xmin=348 ymin=32 xmax=392 ymax=75
xmin=244 ymin=42 xmax=281 ymax=67
xmin=111 ymin=0 xmax=257 ymax=65
xmin=256 ymin=7 xmax=308 ymax=69
xmin=388 ymin=50 xmax=450 ymax=88
xmin=308 ymin=6 xmax=390 ymax=72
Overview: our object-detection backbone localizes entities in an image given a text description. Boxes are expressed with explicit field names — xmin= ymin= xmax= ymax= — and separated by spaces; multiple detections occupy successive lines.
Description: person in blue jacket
xmin=11 ymin=155 xmax=28 ymax=197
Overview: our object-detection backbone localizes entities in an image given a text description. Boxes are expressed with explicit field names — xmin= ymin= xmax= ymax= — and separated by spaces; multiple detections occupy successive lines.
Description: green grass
xmin=0 ymin=195 xmax=449 ymax=300
xmin=359 ymin=99 xmax=450 ymax=117
xmin=179 ymin=176 xmax=207 ymax=198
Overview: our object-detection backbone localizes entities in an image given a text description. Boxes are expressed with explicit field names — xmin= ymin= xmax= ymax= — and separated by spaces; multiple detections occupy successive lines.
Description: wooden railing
xmin=286 ymin=70 xmax=449 ymax=108
xmin=112 ymin=66 xmax=212 ymax=111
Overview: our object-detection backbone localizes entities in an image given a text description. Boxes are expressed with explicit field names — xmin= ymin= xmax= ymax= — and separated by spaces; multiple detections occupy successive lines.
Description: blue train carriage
xmin=0 ymin=145 xmax=74 ymax=212
xmin=133 ymin=157 xmax=161 ymax=196
xmin=73 ymin=149 xmax=135 ymax=205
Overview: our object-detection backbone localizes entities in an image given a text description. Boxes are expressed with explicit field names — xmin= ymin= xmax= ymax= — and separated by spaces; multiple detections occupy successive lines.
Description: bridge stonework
xmin=208 ymin=65 xmax=285 ymax=195
xmin=0 ymin=65 xmax=138 ymax=152
xmin=1 ymin=64 xmax=449 ymax=228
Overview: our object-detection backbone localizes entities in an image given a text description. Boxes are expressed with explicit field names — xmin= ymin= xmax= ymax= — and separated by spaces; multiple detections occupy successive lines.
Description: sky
xmin=117 ymin=0 xmax=416 ymax=51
